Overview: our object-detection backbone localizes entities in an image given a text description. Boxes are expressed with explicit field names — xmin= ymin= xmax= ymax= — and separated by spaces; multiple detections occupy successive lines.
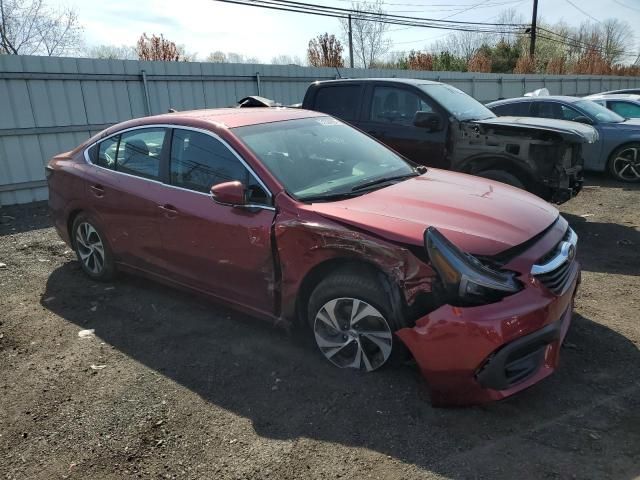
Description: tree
xmin=467 ymin=50 xmax=491 ymax=72
xmin=490 ymin=41 xmax=520 ymax=73
xmin=136 ymin=33 xmax=180 ymax=61
xmin=600 ymin=19 xmax=634 ymax=65
xmin=0 ymin=0 xmax=82 ymax=56
xmin=85 ymin=44 xmax=137 ymax=60
xmin=513 ymin=54 xmax=536 ymax=74
xmin=307 ymin=33 xmax=344 ymax=67
xmin=406 ymin=50 xmax=433 ymax=71
xmin=205 ymin=51 xmax=260 ymax=64
xmin=340 ymin=1 xmax=391 ymax=68
xmin=271 ymin=54 xmax=303 ymax=65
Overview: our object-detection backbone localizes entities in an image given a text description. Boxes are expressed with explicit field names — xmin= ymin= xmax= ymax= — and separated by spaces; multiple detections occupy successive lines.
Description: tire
xmin=607 ymin=143 xmax=640 ymax=182
xmin=307 ymin=268 xmax=407 ymax=372
xmin=476 ymin=170 xmax=525 ymax=189
xmin=71 ymin=213 xmax=115 ymax=281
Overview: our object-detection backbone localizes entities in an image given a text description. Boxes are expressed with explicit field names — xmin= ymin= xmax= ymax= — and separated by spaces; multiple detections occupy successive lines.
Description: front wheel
xmin=307 ymin=270 xmax=405 ymax=372
xmin=608 ymin=143 xmax=640 ymax=182
xmin=72 ymin=213 xmax=115 ymax=281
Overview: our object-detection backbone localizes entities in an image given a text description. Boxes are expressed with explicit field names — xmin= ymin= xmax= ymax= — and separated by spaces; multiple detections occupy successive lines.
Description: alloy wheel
xmin=75 ymin=222 xmax=105 ymax=274
xmin=613 ymin=147 xmax=640 ymax=180
xmin=313 ymin=297 xmax=393 ymax=372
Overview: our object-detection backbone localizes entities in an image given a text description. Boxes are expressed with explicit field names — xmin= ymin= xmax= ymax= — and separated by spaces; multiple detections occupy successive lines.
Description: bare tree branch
xmin=0 ymin=0 xmax=82 ymax=56
xmin=339 ymin=1 xmax=391 ymax=68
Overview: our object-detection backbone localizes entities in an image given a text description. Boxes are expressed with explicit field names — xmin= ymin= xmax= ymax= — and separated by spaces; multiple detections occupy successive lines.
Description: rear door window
xmin=369 ymin=86 xmax=431 ymax=126
xmin=533 ymin=101 xmax=563 ymax=119
xmin=116 ymin=128 xmax=167 ymax=180
xmin=609 ymin=101 xmax=640 ymax=118
xmin=314 ymin=85 xmax=360 ymax=121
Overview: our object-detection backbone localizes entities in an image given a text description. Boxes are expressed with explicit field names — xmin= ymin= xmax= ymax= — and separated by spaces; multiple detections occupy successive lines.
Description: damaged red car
xmin=47 ymin=108 xmax=580 ymax=406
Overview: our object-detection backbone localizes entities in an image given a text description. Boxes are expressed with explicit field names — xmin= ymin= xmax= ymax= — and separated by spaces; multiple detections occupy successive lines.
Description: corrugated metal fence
xmin=1 ymin=54 xmax=639 ymax=205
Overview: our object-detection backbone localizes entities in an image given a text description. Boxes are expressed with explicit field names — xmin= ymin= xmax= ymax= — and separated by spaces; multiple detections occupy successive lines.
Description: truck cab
xmin=302 ymin=78 xmax=596 ymax=204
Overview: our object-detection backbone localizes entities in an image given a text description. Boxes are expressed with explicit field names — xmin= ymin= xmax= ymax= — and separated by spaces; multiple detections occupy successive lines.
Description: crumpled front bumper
xmin=396 ymin=263 xmax=580 ymax=407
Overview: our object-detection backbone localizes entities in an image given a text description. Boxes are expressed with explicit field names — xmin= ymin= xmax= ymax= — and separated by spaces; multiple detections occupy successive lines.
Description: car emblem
xmin=560 ymin=241 xmax=576 ymax=262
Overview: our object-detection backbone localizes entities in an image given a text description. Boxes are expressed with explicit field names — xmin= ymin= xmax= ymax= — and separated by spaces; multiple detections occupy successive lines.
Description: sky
xmin=51 ymin=0 xmax=640 ymax=62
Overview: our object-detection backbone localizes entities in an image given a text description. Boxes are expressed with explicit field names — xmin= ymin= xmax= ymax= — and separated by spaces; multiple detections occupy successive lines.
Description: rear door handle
xmin=158 ymin=204 xmax=178 ymax=218
xmin=90 ymin=184 xmax=105 ymax=197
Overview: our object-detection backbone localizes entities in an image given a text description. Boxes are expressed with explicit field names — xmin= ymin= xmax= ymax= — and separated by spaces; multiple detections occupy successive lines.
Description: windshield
xmin=420 ymin=84 xmax=495 ymax=121
xmin=233 ymin=116 xmax=416 ymax=201
xmin=574 ymin=100 xmax=625 ymax=123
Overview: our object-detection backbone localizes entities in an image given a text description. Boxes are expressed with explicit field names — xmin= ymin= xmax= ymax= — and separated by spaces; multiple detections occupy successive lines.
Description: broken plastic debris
xmin=90 ymin=364 xmax=106 ymax=370
xmin=90 ymin=306 xmax=97 ymax=312
xmin=78 ymin=329 xmax=95 ymax=338
xmin=0 ymin=262 xmax=6 ymax=268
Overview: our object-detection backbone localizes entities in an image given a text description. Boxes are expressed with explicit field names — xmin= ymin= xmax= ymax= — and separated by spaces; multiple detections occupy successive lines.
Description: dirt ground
xmin=0 ymin=173 xmax=638 ymax=480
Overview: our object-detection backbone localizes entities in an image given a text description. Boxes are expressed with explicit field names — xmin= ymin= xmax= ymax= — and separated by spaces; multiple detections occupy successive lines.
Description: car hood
xmin=473 ymin=116 xmax=598 ymax=143
xmin=304 ymin=169 xmax=559 ymax=256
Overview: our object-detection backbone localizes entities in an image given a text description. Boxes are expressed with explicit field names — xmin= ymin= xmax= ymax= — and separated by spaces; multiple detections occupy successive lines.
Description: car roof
xmin=112 ymin=107 xmax=326 ymax=131
xmin=487 ymin=95 xmax=582 ymax=106
xmin=313 ymin=77 xmax=442 ymax=87
xmin=586 ymin=93 xmax=640 ymax=101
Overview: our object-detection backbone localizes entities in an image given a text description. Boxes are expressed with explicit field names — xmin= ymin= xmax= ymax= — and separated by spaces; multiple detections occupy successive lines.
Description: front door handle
xmin=90 ymin=184 xmax=105 ymax=197
xmin=158 ymin=204 xmax=178 ymax=219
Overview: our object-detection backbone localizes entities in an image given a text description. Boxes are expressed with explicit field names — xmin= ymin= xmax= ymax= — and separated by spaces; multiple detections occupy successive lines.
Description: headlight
xmin=425 ymin=227 xmax=522 ymax=305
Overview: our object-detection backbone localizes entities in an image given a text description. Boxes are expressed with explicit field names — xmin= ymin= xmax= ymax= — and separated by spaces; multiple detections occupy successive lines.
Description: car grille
xmin=531 ymin=227 xmax=578 ymax=295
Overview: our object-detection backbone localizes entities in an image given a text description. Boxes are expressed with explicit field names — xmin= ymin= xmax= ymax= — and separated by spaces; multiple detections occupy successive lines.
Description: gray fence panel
xmin=1 ymin=54 xmax=639 ymax=205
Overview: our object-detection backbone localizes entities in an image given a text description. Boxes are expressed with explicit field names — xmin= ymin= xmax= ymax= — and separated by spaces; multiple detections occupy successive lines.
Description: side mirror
xmin=210 ymin=181 xmax=246 ymax=206
xmin=572 ymin=115 xmax=594 ymax=125
xmin=413 ymin=111 xmax=443 ymax=131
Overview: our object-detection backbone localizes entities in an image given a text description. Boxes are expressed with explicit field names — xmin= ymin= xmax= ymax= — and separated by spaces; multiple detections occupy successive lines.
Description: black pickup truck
xmin=300 ymin=78 xmax=597 ymax=203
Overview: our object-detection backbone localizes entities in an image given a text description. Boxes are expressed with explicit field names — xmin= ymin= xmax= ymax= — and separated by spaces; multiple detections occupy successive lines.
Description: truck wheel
xmin=608 ymin=143 xmax=640 ymax=182
xmin=307 ymin=269 xmax=406 ymax=372
xmin=477 ymin=170 xmax=525 ymax=189
xmin=71 ymin=213 xmax=115 ymax=281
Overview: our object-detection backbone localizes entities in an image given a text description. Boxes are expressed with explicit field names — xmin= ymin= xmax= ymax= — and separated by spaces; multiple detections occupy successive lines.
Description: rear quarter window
xmin=313 ymin=85 xmax=360 ymax=121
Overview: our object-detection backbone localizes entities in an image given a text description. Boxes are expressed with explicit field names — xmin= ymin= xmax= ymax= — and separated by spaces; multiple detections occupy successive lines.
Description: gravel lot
xmin=1 ymin=174 xmax=638 ymax=480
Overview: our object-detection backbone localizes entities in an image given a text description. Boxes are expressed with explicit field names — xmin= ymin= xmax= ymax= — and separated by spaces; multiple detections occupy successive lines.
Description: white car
xmin=584 ymin=93 xmax=640 ymax=119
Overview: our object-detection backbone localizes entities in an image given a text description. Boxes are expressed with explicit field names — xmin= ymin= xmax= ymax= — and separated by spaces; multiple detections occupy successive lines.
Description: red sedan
xmin=47 ymin=108 xmax=580 ymax=406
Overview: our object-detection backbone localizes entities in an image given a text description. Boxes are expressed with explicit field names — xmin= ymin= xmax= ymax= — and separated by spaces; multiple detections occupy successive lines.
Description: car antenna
xmin=334 ymin=66 xmax=342 ymax=79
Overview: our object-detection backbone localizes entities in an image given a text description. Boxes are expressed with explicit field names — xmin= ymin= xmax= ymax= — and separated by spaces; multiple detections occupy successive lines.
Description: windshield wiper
xmin=351 ymin=172 xmax=419 ymax=192
xmin=300 ymin=191 xmax=363 ymax=203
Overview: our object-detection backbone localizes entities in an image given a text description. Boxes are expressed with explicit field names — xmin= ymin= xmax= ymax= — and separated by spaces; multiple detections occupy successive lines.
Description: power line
xmin=536 ymin=31 xmax=638 ymax=57
xmin=563 ymin=0 xmax=601 ymax=23
xmin=612 ymin=0 xmax=640 ymax=13
xmin=213 ymin=0 xmax=527 ymax=28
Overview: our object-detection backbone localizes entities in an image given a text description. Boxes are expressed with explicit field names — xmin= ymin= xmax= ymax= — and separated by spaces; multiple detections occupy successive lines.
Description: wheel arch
xmin=294 ymin=257 xmax=404 ymax=328
xmin=459 ymin=156 xmax=535 ymax=188
xmin=66 ymin=208 xmax=84 ymax=247
xmin=606 ymin=140 xmax=640 ymax=164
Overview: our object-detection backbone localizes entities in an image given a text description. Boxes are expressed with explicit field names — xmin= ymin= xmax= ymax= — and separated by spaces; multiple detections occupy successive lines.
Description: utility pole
xmin=348 ymin=14 xmax=354 ymax=68
xmin=529 ymin=0 xmax=538 ymax=57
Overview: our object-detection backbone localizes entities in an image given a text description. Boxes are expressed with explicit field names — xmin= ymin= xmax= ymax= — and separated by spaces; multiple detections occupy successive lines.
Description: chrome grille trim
xmin=531 ymin=228 xmax=578 ymax=276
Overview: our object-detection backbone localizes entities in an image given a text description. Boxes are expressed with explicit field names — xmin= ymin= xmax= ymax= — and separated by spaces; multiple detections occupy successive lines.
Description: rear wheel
xmin=476 ymin=170 xmax=525 ymax=189
xmin=71 ymin=213 xmax=115 ymax=281
xmin=608 ymin=143 xmax=640 ymax=182
xmin=307 ymin=269 xmax=405 ymax=372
